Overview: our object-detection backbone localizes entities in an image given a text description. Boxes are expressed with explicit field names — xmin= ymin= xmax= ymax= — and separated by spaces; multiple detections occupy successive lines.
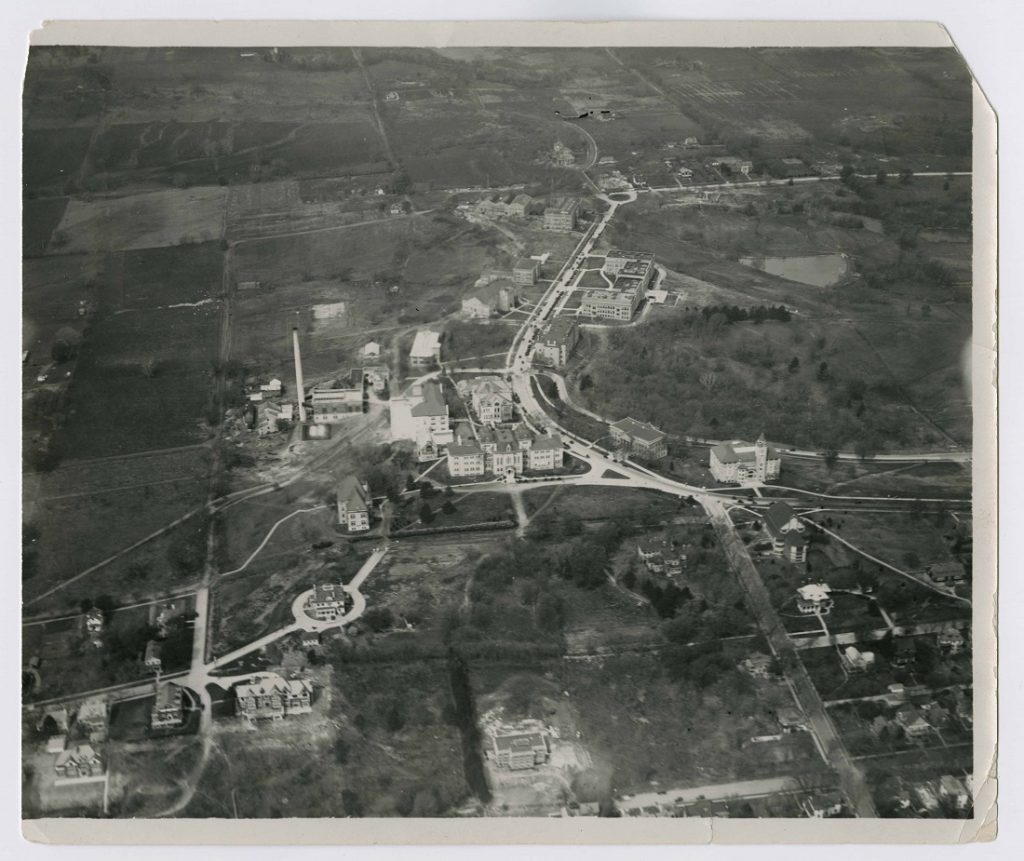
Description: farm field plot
xmin=23 ymin=197 xmax=70 ymax=257
xmin=108 ymin=241 xmax=224 ymax=309
xmin=22 ymin=126 xmax=94 ymax=196
xmin=54 ymin=187 xmax=228 ymax=253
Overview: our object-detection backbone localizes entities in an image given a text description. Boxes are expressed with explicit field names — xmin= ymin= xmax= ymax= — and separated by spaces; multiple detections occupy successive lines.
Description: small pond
xmin=739 ymin=253 xmax=848 ymax=287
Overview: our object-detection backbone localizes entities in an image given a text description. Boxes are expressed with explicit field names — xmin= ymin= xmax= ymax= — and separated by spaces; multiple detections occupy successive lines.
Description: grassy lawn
xmin=522 ymin=485 xmax=682 ymax=525
xmin=392 ymin=490 xmax=516 ymax=532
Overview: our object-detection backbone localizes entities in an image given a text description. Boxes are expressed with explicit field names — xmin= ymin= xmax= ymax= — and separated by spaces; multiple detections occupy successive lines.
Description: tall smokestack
xmin=292 ymin=326 xmax=306 ymax=422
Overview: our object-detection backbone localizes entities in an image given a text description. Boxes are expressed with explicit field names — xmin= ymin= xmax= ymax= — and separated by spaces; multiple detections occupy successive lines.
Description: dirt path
xmin=353 ymin=47 xmax=397 ymax=168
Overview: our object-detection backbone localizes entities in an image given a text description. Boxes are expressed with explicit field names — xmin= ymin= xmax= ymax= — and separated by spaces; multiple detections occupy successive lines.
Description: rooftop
xmin=763 ymin=501 xmax=800 ymax=535
xmin=410 ymin=329 xmax=441 ymax=358
xmin=610 ymin=416 xmax=665 ymax=444
xmin=410 ymin=381 xmax=448 ymax=417
xmin=337 ymin=475 xmax=371 ymax=512
xmin=797 ymin=583 xmax=832 ymax=603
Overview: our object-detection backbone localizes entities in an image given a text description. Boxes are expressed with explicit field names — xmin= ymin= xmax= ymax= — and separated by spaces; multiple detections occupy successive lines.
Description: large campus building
xmin=542 ymin=196 xmax=579 ymax=231
xmin=710 ymin=434 xmax=781 ymax=484
xmin=533 ymin=317 xmax=581 ymax=368
xmin=310 ymin=369 xmax=364 ymax=424
xmin=409 ymin=329 xmax=442 ymax=366
xmin=336 ymin=476 xmax=372 ymax=532
xmin=579 ymin=283 xmax=644 ymax=321
xmin=446 ymin=427 xmax=564 ymax=478
xmin=609 ymin=417 xmax=668 ymax=460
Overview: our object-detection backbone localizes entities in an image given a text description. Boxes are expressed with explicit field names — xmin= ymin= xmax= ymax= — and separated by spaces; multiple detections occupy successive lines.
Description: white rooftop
xmin=797 ymin=583 xmax=832 ymax=603
xmin=410 ymin=330 xmax=441 ymax=358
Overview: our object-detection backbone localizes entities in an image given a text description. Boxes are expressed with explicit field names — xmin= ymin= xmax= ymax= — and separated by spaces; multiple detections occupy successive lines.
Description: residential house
xmin=711 ymin=156 xmax=753 ymax=176
xmin=710 ymin=434 xmax=781 ymax=484
xmin=257 ymin=400 xmax=295 ymax=435
xmin=938 ymin=627 xmax=966 ymax=655
xmin=776 ymin=707 xmax=807 ymax=733
xmin=684 ymin=136 xmax=700 ymax=148
xmin=144 ymin=640 xmax=162 ymax=673
xmin=533 ymin=317 xmax=580 ymax=368
xmin=800 ymin=792 xmax=845 ymax=818
xmin=738 ymin=653 xmax=777 ymax=680
xmin=359 ymin=341 xmax=381 ymax=361
xmin=151 ymin=681 xmax=186 ymax=730
xmin=415 ymin=433 xmax=439 ymax=463
xmin=54 ymin=744 xmax=104 ymax=779
xmin=841 ymin=645 xmax=876 ymax=673
xmin=45 ymin=735 xmax=66 ymax=754
xmin=305 ymin=583 xmax=350 ymax=621
xmin=895 ymin=705 xmax=933 ymax=739
xmin=235 ymin=673 xmax=313 ymax=721
xmin=579 ymin=281 xmax=644 ymax=321
xmin=796 ymin=583 xmax=834 ymax=615
xmin=891 ymin=638 xmax=917 ymax=668
xmin=609 ymin=417 xmax=668 ymax=460
xmin=409 ymin=329 xmax=442 ymax=366
xmin=260 ymin=378 xmax=283 ymax=394
xmin=763 ymin=502 xmax=807 ymax=563
xmin=922 ymin=701 xmax=952 ymax=730
xmin=75 ymin=698 xmax=108 ymax=741
xmin=301 ymin=631 xmax=322 ymax=650
xmin=311 ymin=369 xmax=364 ymax=424
xmin=512 ymin=257 xmax=540 ymax=286
xmin=336 ymin=476 xmax=372 ymax=532
xmin=84 ymin=608 xmax=104 ymax=647
xmin=527 ymin=433 xmax=563 ymax=471
xmin=446 ymin=433 xmax=486 ymax=478
xmin=362 ymin=365 xmax=390 ymax=394
xmin=927 ymin=561 xmax=967 ymax=584
xmin=542 ymin=196 xmax=579 ymax=231
xmin=938 ymin=775 xmax=970 ymax=811
xmin=491 ymin=731 xmax=549 ymax=770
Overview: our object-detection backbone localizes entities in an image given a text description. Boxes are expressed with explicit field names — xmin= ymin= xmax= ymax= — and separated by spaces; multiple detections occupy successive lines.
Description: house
xmin=305 ymin=583 xmax=350 ymax=621
xmin=257 ymin=400 xmax=295 ymax=436
xmin=870 ymin=715 xmax=897 ymax=738
xmin=527 ymin=433 xmax=563 ymax=471
xmin=491 ymin=731 xmax=549 ymax=769
xmin=301 ymin=631 xmax=322 ymax=650
xmin=151 ymin=681 xmax=186 ymax=729
xmin=637 ymin=536 xmax=666 ymax=563
xmin=359 ymin=341 xmax=381 ymax=360
xmin=938 ymin=775 xmax=970 ymax=811
xmin=260 ymin=378 xmax=283 ymax=394
xmin=235 ymin=673 xmax=313 ymax=721
xmin=762 ymin=502 xmax=807 ymax=563
xmin=927 ymin=560 xmax=967 ymax=584
xmin=609 ymin=417 xmax=667 ymax=460
xmin=409 ymin=329 xmax=442 ymax=366
xmin=512 ymin=257 xmax=540 ymax=286
xmin=938 ymin=627 xmax=967 ymax=655
xmin=776 ymin=707 xmax=807 ymax=733
xmin=796 ymin=583 xmax=834 ymax=615
xmin=362 ymin=365 xmax=390 ymax=394
xmin=533 ymin=317 xmax=580 ymax=368
xmin=415 ymin=433 xmax=439 ymax=463
xmin=446 ymin=434 xmax=486 ymax=478
xmin=84 ymin=608 xmax=104 ymax=636
xmin=336 ymin=476 xmax=372 ymax=532
xmin=45 ymin=735 xmax=66 ymax=754
xmin=913 ymin=784 xmax=941 ymax=812
xmin=738 ymin=653 xmax=777 ymax=680
xmin=54 ymin=744 xmax=104 ymax=779
xmin=579 ymin=282 xmax=644 ymax=321
xmin=144 ymin=640 xmax=162 ymax=673
xmin=602 ymin=251 xmax=656 ymax=290
xmin=76 ymin=697 xmax=108 ymax=740
xmin=684 ymin=136 xmax=700 ymax=148
xmin=542 ymin=196 xmax=579 ymax=231
xmin=462 ymin=278 xmax=517 ymax=318
xmin=891 ymin=638 xmax=917 ymax=668
xmin=895 ymin=705 xmax=933 ymax=739
xmin=922 ymin=701 xmax=952 ymax=730
xmin=800 ymin=791 xmax=845 ymax=818
xmin=389 ymin=202 xmax=405 ymax=216
xmin=841 ymin=645 xmax=876 ymax=673
xmin=710 ymin=435 xmax=781 ymax=484
xmin=711 ymin=156 xmax=753 ymax=176
xmin=311 ymin=369 xmax=364 ymax=424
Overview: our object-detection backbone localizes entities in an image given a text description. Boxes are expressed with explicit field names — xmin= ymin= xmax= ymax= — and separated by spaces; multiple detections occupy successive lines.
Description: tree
xmin=362 ymin=606 xmax=393 ymax=632
xmin=50 ymin=340 xmax=75 ymax=364
xmin=418 ymin=502 xmax=434 ymax=524
xmin=622 ymin=568 xmax=637 ymax=590
xmin=788 ymin=356 xmax=800 ymax=374
xmin=875 ymin=169 xmax=887 ymax=185
xmin=817 ymin=361 xmax=829 ymax=382
xmin=899 ymin=168 xmax=914 ymax=185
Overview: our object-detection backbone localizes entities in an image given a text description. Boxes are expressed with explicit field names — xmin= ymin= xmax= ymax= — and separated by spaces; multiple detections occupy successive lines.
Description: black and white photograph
xmin=15 ymin=18 xmax=996 ymax=843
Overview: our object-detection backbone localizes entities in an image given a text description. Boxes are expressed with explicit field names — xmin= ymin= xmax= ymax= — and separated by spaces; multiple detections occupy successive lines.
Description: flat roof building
xmin=410 ymin=329 xmax=442 ymax=365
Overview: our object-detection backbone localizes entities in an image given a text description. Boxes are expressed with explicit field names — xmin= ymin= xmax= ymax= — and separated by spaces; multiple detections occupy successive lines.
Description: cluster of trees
xmin=695 ymin=304 xmax=793 ymax=324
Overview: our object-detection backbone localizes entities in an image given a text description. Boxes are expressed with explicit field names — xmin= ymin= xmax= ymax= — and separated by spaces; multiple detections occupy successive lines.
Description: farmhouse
xmin=796 ymin=583 xmax=834 ymax=615
xmin=609 ymin=417 xmax=667 ymax=460
xmin=54 ymin=744 xmax=104 ymax=779
xmin=311 ymin=369 xmax=364 ymax=424
xmin=512 ymin=257 xmax=540 ymax=286
xmin=762 ymin=502 xmax=807 ymax=563
xmin=542 ymin=196 xmax=579 ymax=231
xmin=151 ymin=681 xmax=186 ymax=730
xmin=336 ymin=476 xmax=372 ymax=532
xmin=533 ymin=317 xmax=580 ymax=368
xmin=711 ymin=156 xmax=753 ymax=176
xmin=710 ymin=435 xmax=781 ymax=484
xmin=260 ymin=378 xmax=283 ymax=394
xmin=235 ymin=673 xmax=313 ymax=721
xmin=409 ymin=329 xmax=442 ymax=366
xmin=491 ymin=731 xmax=549 ymax=770
xmin=305 ymin=583 xmax=350 ymax=621
xmin=579 ymin=282 xmax=644 ymax=321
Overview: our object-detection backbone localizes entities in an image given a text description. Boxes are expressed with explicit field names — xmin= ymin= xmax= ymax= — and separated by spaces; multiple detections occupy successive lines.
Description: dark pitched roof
xmin=410 ymin=381 xmax=447 ymax=417
xmin=337 ymin=475 xmax=370 ymax=512
xmin=763 ymin=501 xmax=800 ymax=536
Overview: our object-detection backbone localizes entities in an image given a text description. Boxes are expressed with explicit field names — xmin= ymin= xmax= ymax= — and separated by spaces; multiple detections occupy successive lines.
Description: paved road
xmin=620 ymin=775 xmax=803 ymax=809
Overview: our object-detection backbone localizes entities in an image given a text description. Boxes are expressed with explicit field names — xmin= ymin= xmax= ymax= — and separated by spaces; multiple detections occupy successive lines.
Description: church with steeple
xmin=709 ymin=433 xmax=782 ymax=484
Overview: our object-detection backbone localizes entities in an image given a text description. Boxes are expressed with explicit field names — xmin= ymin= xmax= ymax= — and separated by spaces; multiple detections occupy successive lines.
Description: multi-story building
xmin=763 ymin=501 xmax=807 ymax=563
xmin=602 ymin=251 xmax=656 ymax=290
xmin=710 ymin=434 xmax=781 ymax=484
xmin=579 ymin=279 xmax=644 ymax=320
xmin=235 ymin=673 xmax=313 ymax=721
xmin=311 ymin=369 xmax=364 ymax=424
xmin=542 ymin=196 xmax=579 ymax=231
xmin=464 ymin=376 xmax=514 ymax=425
xmin=336 ymin=476 xmax=372 ymax=532
xmin=533 ymin=317 xmax=580 ymax=368
xmin=507 ymin=194 xmax=533 ymax=218
xmin=512 ymin=257 xmax=540 ymax=286
xmin=305 ymin=583 xmax=350 ymax=621
xmin=609 ymin=417 xmax=668 ymax=460
xmin=151 ymin=681 xmax=186 ymax=730
xmin=796 ymin=583 xmax=833 ymax=615
xmin=257 ymin=400 xmax=296 ymax=435
xmin=447 ymin=434 xmax=486 ymax=477
xmin=390 ymin=381 xmax=453 ymax=444
xmin=479 ymin=426 xmax=525 ymax=476
xmin=491 ymin=731 xmax=549 ymax=770
xmin=527 ymin=433 xmax=563 ymax=471
xmin=409 ymin=329 xmax=442 ymax=366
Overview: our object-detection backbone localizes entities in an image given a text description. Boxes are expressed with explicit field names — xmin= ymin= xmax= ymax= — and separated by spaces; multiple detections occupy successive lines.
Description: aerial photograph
xmin=21 ymin=43 xmax=977 ymax=822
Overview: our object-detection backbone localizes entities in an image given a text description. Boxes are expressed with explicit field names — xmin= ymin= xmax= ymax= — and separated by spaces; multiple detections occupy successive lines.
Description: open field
xmin=24 ymin=197 xmax=71 ymax=257
xmin=54 ymin=187 xmax=228 ymax=253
